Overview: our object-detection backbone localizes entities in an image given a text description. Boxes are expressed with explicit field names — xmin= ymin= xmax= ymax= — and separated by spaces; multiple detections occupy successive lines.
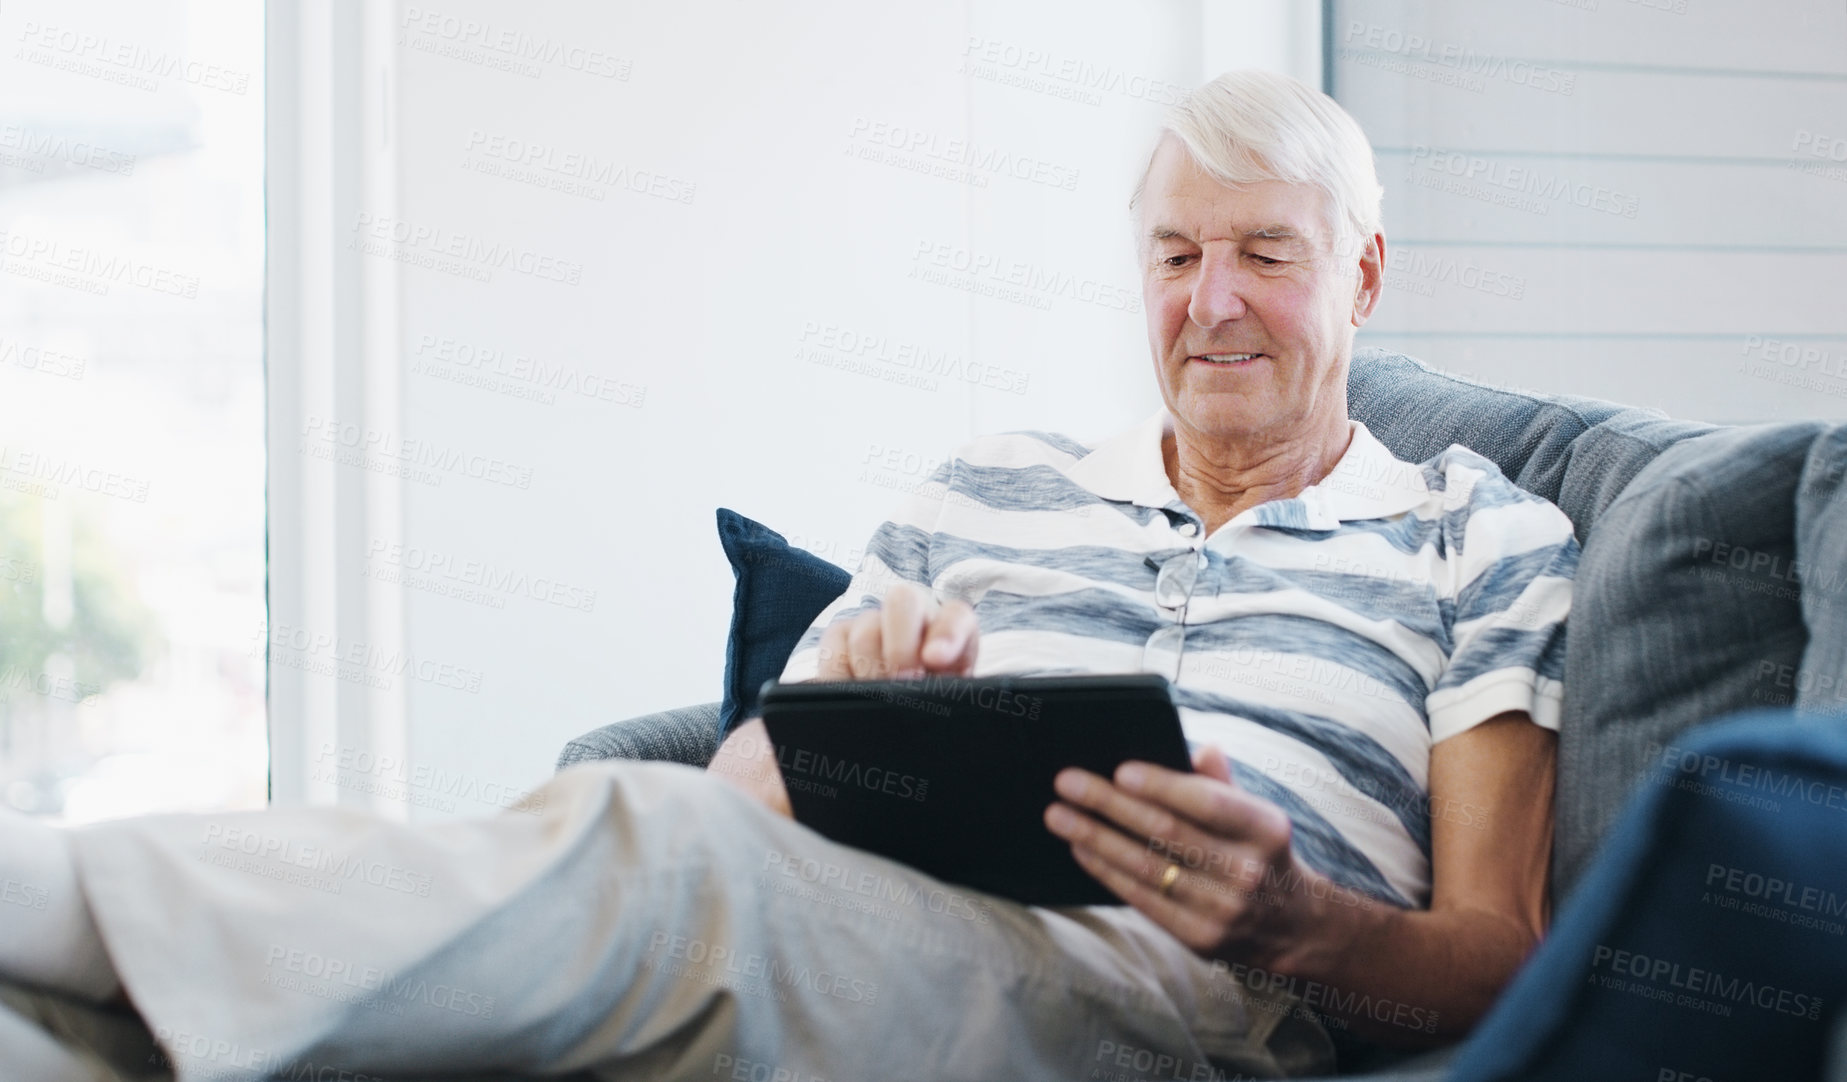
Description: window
xmin=0 ymin=0 xmax=266 ymax=821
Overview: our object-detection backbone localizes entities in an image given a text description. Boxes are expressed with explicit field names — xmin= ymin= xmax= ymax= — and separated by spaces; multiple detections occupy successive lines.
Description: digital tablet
xmin=756 ymin=673 xmax=1193 ymax=907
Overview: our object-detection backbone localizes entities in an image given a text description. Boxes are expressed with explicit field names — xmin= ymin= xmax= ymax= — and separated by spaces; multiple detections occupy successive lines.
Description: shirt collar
xmin=1065 ymin=409 xmax=1428 ymax=529
xmin=1065 ymin=409 xmax=1179 ymax=511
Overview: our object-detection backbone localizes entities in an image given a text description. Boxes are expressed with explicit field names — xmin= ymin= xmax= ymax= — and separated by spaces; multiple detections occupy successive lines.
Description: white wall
xmin=268 ymin=1 xmax=1319 ymax=815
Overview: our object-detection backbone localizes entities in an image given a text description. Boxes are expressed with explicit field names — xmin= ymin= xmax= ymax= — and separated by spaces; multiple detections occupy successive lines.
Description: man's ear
xmin=1351 ymin=231 xmax=1386 ymax=328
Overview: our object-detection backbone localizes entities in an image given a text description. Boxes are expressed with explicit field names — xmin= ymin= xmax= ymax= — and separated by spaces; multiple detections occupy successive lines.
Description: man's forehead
xmin=1146 ymin=221 xmax=1314 ymax=245
xmin=1143 ymin=209 xmax=1330 ymax=252
xmin=1140 ymin=148 xmax=1330 ymax=244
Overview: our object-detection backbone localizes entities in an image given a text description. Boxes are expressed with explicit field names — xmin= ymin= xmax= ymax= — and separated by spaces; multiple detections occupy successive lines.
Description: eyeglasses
xmin=1141 ymin=547 xmax=1207 ymax=681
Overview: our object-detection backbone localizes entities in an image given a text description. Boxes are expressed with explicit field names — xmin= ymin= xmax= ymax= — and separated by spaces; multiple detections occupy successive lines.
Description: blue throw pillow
xmin=716 ymin=508 xmax=851 ymax=737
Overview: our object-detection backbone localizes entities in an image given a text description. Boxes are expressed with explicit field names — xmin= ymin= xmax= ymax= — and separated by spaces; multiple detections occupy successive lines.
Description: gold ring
xmin=1158 ymin=861 xmax=1181 ymax=896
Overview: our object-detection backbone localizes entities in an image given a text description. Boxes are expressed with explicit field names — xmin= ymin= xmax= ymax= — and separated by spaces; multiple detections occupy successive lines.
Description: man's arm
xmin=1046 ymin=709 xmax=1555 ymax=1047
xmin=1268 ymin=709 xmax=1554 ymax=1044
xmin=708 ymin=718 xmax=792 ymax=818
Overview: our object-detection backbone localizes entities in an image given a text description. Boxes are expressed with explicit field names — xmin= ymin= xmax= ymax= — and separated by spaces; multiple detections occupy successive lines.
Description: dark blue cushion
xmin=716 ymin=508 xmax=851 ymax=736
xmin=1447 ymin=708 xmax=1847 ymax=1080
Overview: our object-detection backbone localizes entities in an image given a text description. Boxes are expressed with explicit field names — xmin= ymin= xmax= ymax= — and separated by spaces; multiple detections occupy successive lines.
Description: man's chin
xmin=1170 ymin=400 xmax=1279 ymax=444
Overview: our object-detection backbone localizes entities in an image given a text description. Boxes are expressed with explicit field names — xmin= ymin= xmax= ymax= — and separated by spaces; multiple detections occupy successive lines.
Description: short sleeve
xmin=1425 ymin=451 xmax=1580 ymax=742
xmin=776 ymin=465 xmax=951 ymax=683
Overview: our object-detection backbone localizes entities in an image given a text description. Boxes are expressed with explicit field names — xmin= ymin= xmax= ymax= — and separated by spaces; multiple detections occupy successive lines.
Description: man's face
xmin=1138 ymin=136 xmax=1382 ymax=448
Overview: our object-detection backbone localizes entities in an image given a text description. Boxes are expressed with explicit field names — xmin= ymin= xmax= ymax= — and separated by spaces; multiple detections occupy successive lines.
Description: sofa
xmin=559 ymin=348 xmax=1847 ymax=1080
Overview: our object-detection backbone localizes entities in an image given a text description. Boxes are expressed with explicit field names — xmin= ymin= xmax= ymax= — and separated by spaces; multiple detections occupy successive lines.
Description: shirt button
xmin=1177 ymin=522 xmax=1198 ymax=537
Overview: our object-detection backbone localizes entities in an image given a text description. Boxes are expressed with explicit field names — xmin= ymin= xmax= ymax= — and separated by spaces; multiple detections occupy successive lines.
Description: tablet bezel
xmin=756 ymin=672 xmax=1194 ymax=907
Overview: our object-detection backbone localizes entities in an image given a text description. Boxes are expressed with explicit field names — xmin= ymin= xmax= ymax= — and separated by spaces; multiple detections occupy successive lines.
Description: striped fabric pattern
xmin=779 ymin=410 xmax=1578 ymax=910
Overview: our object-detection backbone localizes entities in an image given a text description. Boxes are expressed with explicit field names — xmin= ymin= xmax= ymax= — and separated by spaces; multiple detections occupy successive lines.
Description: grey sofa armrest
xmin=556 ymin=702 xmax=722 ymax=772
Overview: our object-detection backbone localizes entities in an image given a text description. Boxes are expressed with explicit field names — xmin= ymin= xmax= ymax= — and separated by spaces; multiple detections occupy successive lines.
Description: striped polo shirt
xmin=779 ymin=409 xmax=1578 ymax=909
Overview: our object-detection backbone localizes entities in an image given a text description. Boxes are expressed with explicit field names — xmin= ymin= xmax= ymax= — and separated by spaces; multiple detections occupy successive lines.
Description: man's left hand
xmin=1043 ymin=744 xmax=1322 ymax=968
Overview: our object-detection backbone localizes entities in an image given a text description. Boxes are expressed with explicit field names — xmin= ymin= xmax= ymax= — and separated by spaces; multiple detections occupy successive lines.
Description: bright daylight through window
xmin=0 ymin=1 xmax=265 ymax=821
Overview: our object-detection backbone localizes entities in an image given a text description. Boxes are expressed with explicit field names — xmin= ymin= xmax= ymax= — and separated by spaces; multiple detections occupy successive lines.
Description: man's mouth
xmin=1191 ymin=352 xmax=1265 ymax=366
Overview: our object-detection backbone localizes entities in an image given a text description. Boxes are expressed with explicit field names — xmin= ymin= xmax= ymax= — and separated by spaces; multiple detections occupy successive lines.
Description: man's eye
xmin=1162 ymin=254 xmax=1193 ymax=268
xmin=1249 ymin=254 xmax=1284 ymax=267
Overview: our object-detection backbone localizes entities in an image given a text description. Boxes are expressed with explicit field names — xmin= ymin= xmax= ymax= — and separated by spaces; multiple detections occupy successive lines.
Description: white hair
xmin=1131 ymin=70 xmax=1383 ymax=251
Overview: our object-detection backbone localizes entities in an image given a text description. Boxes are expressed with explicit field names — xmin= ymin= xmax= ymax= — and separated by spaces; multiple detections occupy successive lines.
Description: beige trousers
xmin=5 ymin=760 xmax=1335 ymax=1081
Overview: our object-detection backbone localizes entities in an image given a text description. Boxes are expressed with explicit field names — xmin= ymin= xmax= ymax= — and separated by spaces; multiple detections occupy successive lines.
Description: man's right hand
xmin=711 ymin=583 xmax=979 ymax=818
xmin=816 ymin=581 xmax=980 ymax=679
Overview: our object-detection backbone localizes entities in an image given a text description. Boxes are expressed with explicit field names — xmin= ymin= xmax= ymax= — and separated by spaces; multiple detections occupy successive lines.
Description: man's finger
xmin=879 ymin=584 xmax=933 ymax=676
xmin=1057 ymin=763 xmax=1287 ymax=859
xmin=1050 ymin=807 xmax=1230 ymax=950
xmin=1052 ymin=769 xmax=1244 ymax=878
xmin=845 ymin=611 xmax=887 ymax=678
xmin=1114 ymin=761 xmax=1289 ymax=847
xmin=1050 ymin=799 xmax=1195 ymax=889
xmin=921 ymin=599 xmax=978 ymax=673
xmin=816 ymin=622 xmax=853 ymax=680
xmin=1192 ymin=744 xmax=1235 ymax=784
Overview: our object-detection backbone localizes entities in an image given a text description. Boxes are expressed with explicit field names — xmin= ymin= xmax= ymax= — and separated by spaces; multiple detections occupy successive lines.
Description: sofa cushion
xmin=1795 ymin=425 xmax=1847 ymax=717
xmin=716 ymin=508 xmax=851 ymax=735
xmin=1445 ymin=709 xmax=1847 ymax=1081
xmin=1348 ymin=347 xmax=1712 ymax=539
xmin=1551 ymin=422 xmax=1826 ymax=906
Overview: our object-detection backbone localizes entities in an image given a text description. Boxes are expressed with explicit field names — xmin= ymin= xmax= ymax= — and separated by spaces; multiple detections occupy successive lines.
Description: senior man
xmin=712 ymin=65 xmax=1572 ymax=1059
xmin=0 ymin=71 xmax=1570 ymax=1081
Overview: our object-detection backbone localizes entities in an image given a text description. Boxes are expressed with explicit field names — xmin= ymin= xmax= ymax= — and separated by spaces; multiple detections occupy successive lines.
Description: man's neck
xmin=1162 ymin=414 xmax=1354 ymax=537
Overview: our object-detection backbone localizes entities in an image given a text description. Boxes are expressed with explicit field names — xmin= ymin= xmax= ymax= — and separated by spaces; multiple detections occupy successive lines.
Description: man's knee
xmin=552 ymin=759 xmax=779 ymax=857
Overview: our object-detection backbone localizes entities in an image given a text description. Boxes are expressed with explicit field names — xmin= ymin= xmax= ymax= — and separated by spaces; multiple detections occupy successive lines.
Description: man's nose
xmin=1187 ymin=250 xmax=1250 ymax=328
